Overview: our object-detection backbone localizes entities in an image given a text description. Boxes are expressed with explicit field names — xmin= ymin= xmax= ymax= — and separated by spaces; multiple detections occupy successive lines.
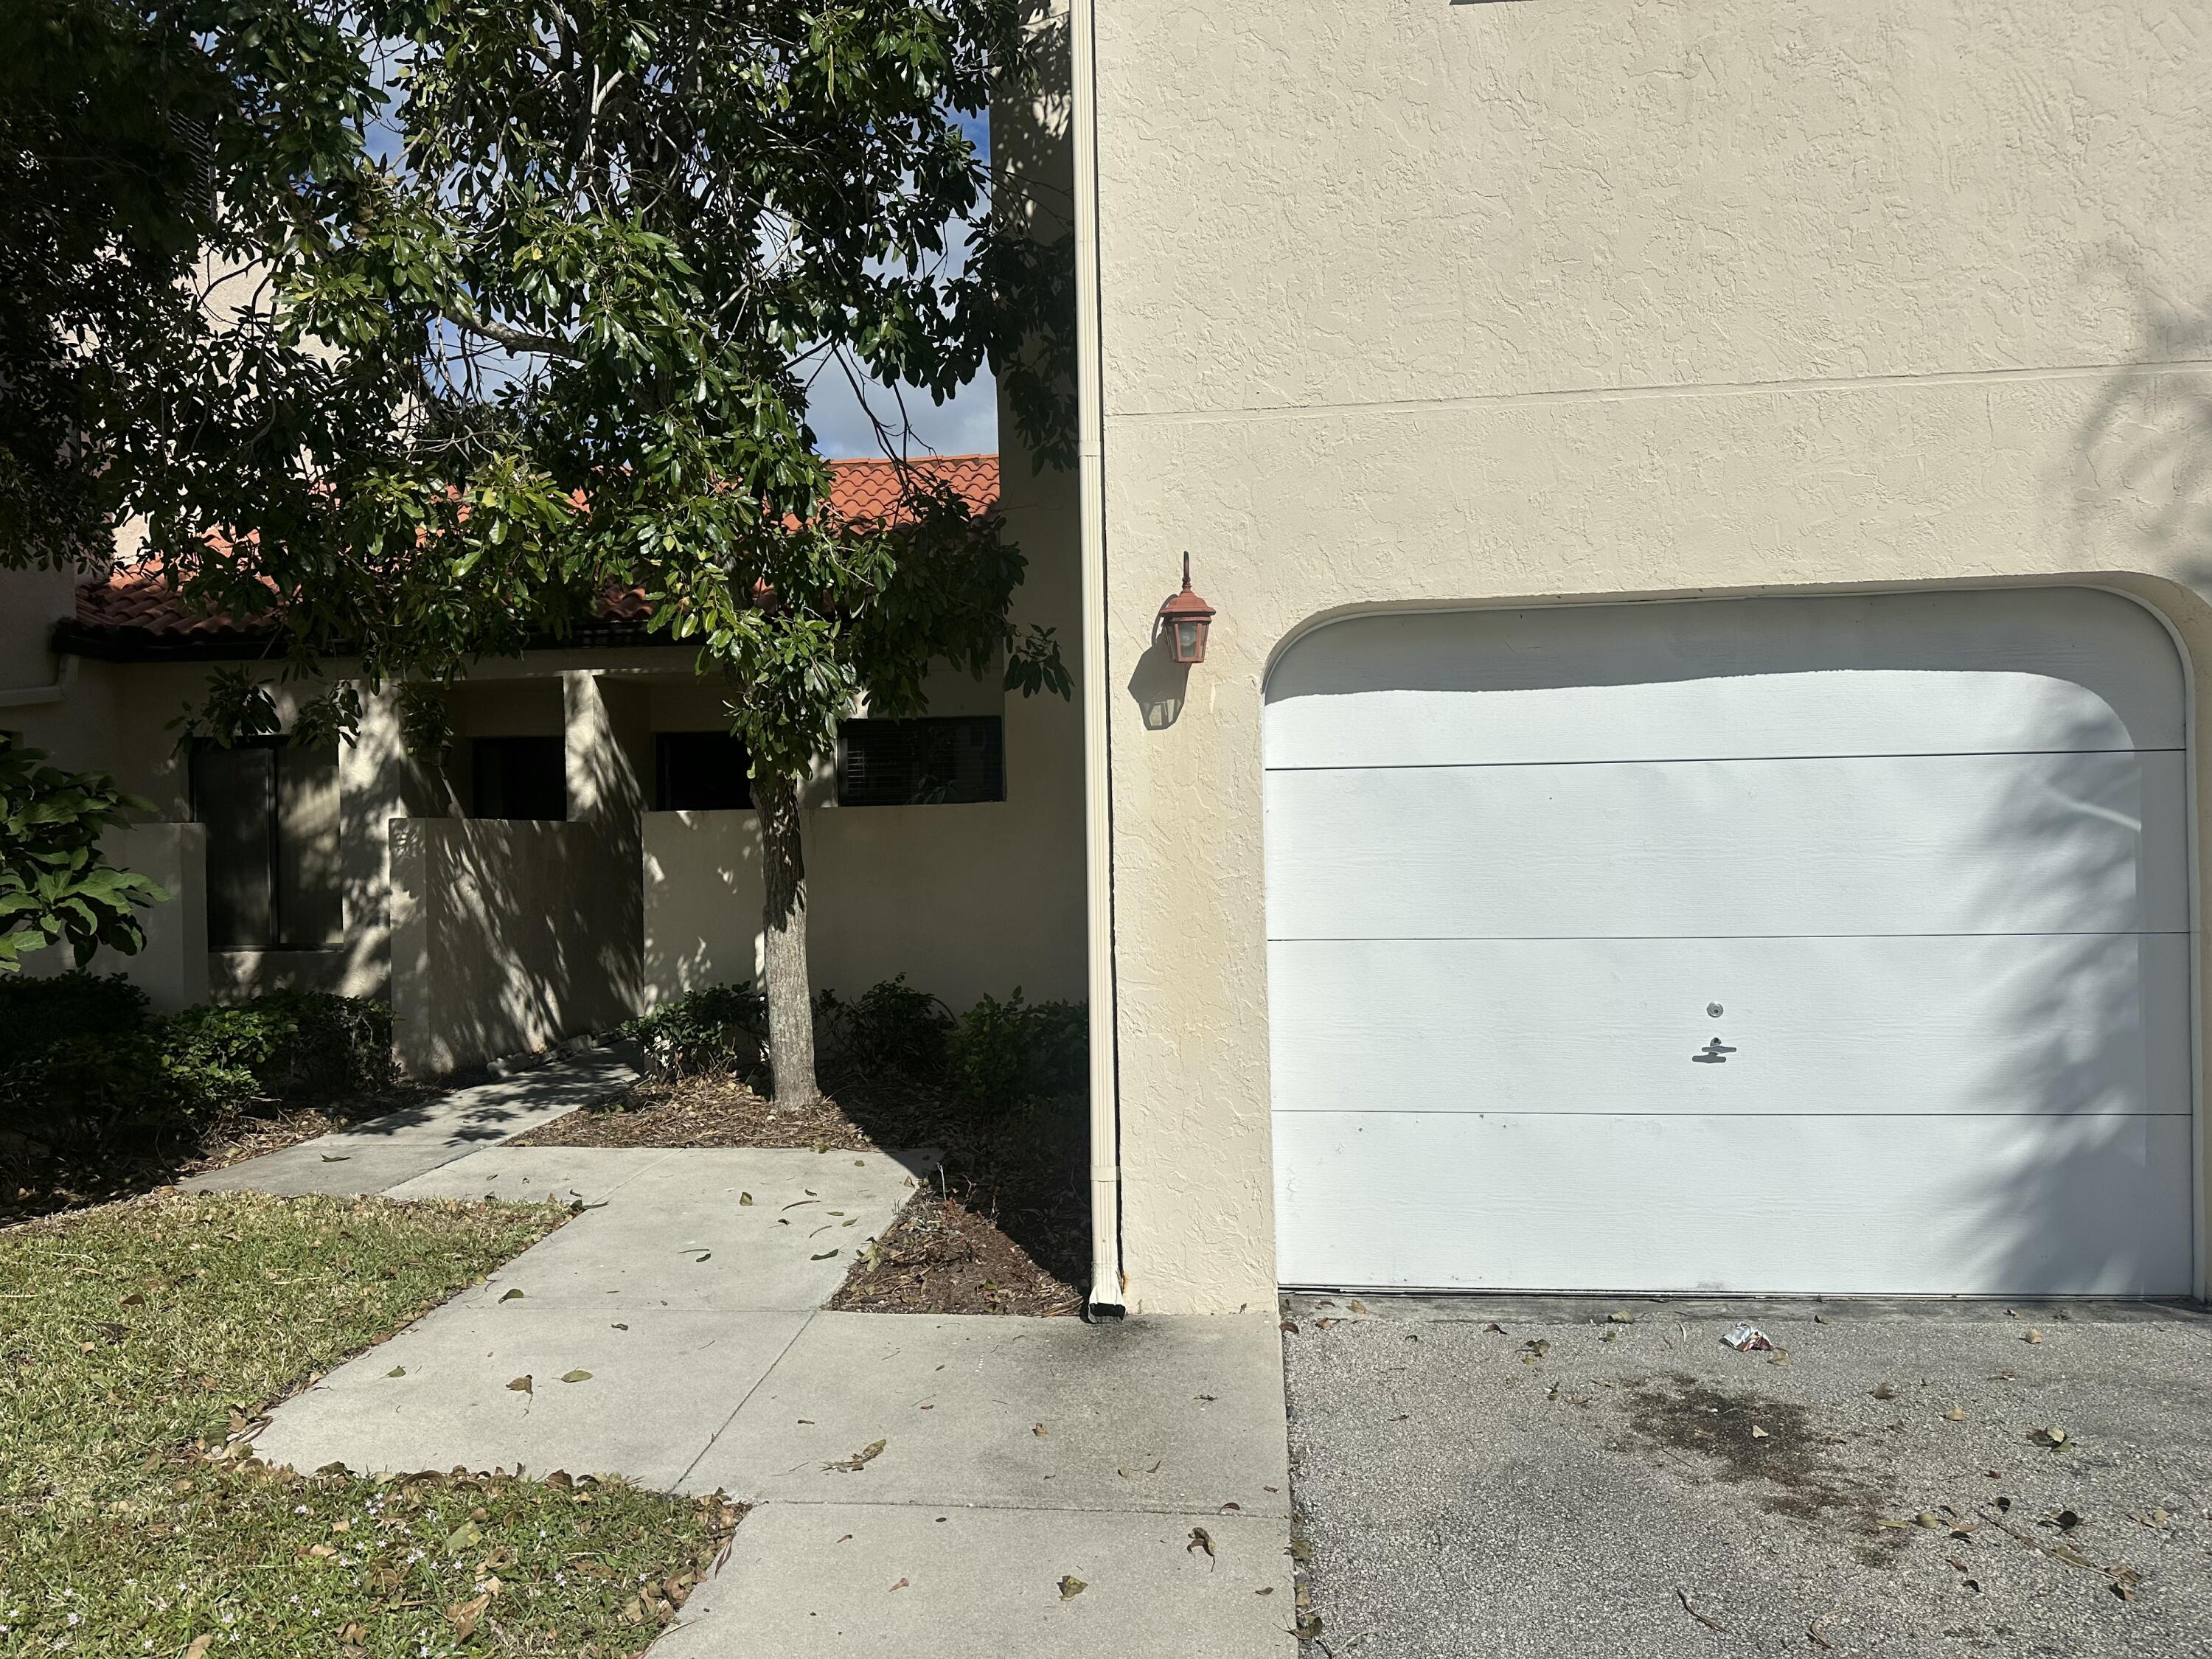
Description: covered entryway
xmin=1263 ymin=589 xmax=2195 ymax=1295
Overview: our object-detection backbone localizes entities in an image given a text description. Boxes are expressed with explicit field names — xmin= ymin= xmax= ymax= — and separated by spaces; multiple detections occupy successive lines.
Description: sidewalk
xmin=214 ymin=1103 xmax=1295 ymax=1657
xmin=185 ymin=1048 xmax=637 ymax=1196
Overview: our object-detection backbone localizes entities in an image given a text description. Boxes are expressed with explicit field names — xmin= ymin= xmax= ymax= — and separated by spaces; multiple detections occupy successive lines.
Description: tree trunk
xmin=755 ymin=768 xmax=818 ymax=1107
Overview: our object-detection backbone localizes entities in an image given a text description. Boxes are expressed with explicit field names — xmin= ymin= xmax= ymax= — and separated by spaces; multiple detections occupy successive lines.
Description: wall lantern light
xmin=1156 ymin=552 xmax=1217 ymax=665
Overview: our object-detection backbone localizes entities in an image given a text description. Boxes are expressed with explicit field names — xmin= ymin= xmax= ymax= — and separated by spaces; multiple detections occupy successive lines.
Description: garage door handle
xmin=1692 ymin=1038 xmax=1737 ymax=1065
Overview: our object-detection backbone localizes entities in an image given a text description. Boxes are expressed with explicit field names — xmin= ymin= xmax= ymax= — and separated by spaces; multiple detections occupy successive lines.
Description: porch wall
xmin=17 ymin=822 xmax=209 ymax=1010
xmin=389 ymin=815 xmax=639 ymax=1077
xmin=644 ymin=794 xmax=1086 ymax=1020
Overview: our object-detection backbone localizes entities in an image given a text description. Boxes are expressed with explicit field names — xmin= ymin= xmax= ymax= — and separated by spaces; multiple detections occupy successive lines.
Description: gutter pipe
xmin=1070 ymin=0 xmax=1126 ymax=1320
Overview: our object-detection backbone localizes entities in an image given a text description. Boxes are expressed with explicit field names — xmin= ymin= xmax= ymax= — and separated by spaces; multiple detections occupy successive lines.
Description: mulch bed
xmin=1 ymin=1086 xmax=433 ymax=1228
xmin=512 ymin=1070 xmax=1089 ymax=1318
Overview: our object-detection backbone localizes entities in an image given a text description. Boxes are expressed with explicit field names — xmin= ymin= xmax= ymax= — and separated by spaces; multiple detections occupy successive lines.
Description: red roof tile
xmin=70 ymin=455 xmax=999 ymax=644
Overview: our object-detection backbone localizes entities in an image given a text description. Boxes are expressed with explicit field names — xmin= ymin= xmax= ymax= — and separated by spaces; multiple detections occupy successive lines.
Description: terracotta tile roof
xmin=66 ymin=455 xmax=999 ymax=648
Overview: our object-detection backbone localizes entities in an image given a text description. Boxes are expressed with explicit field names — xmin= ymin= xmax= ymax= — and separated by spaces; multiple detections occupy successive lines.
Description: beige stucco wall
xmin=388 ymin=813 xmax=639 ymax=1077
xmin=1091 ymin=0 xmax=2212 ymax=1310
xmin=18 ymin=822 xmax=209 ymax=1009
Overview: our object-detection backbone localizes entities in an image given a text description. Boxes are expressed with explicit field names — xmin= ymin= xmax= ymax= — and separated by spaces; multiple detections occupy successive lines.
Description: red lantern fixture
xmin=1156 ymin=553 xmax=1217 ymax=665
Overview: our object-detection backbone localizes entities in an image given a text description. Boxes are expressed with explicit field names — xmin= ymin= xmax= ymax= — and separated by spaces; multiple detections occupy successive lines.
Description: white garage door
xmin=1264 ymin=589 xmax=2195 ymax=1295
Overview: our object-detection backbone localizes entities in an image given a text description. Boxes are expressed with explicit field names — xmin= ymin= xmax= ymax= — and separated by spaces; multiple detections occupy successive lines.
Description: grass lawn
xmin=0 ymin=1190 xmax=740 ymax=1657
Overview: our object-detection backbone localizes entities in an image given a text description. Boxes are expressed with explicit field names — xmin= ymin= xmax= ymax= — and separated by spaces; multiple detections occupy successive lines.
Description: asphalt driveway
xmin=1282 ymin=1294 xmax=2212 ymax=1658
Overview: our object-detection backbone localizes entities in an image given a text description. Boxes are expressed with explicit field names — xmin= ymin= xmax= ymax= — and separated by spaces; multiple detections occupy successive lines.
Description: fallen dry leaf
xmin=2025 ymin=1329 xmax=2045 ymax=1344
xmin=562 ymin=1370 xmax=594 ymax=1383
xmin=184 ymin=1638 xmax=214 ymax=1659
xmin=500 ymin=1287 xmax=525 ymax=1302
xmin=1944 ymin=1406 xmax=1966 ymax=1422
xmin=1677 ymin=1588 xmax=1727 ymax=1632
xmin=888 ymin=1578 xmax=908 ymax=1592
xmin=738 ymin=1192 xmax=754 ymax=1206
xmin=1871 ymin=1382 xmax=1898 ymax=1401
xmin=825 ymin=1439 xmax=888 ymax=1473
xmin=1188 ymin=1526 xmax=1216 ymax=1562
xmin=507 ymin=1375 xmax=532 ymax=1395
xmin=445 ymin=1593 xmax=491 ymax=1641
xmin=1059 ymin=1574 xmax=1086 ymax=1600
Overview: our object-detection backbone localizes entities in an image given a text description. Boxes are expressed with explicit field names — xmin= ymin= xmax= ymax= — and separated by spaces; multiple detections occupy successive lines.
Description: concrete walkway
xmin=210 ymin=1096 xmax=1295 ymax=1657
xmin=187 ymin=1048 xmax=637 ymax=1196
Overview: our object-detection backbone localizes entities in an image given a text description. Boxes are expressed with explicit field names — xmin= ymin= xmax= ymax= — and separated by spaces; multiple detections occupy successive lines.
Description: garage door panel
xmin=1271 ymin=1111 xmax=2195 ymax=1295
xmin=1264 ymin=591 xmax=2194 ymax=1295
xmin=1265 ymin=750 xmax=2188 ymax=940
xmin=1267 ymin=933 xmax=2191 ymax=1119
xmin=1265 ymin=590 xmax=2184 ymax=769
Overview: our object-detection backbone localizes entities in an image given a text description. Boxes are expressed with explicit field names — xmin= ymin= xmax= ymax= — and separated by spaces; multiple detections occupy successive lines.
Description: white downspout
xmin=0 ymin=652 xmax=79 ymax=709
xmin=1070 ymin=0 xmax=1125 ymax=1318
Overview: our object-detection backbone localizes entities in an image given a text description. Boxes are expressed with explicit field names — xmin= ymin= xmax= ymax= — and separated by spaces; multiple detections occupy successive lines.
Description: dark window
xmin=655 ymin=731 xmax=752 ymax=811
xmin=190 ymin=741 xmax=343 ymax=950
xmin=836 ymin=717 xmax=1004 ymax=807
xmin=470 ymin=735 xmax=566 ymax=820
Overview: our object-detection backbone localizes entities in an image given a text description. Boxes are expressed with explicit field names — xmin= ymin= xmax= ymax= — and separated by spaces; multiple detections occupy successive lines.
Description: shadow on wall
xmin=1127 ymin=627 xmax=1192 ymax=729
xmin=389 ymin=816 xmax=642 ymax=1078
xmin=1941 ymin=695 xmax=2191 ymax=1295
xmin=2067 ymin=265 xmax=2212 ymax=584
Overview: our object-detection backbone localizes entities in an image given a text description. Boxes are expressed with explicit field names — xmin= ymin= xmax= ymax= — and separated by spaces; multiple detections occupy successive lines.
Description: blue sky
xmin=804 ymin=107 xmax=1000 ymax=461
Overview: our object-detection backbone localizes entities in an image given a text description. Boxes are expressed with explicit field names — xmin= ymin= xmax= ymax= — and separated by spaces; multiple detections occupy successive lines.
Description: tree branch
xmin=442 ymin=305 xmax=581 ymax=361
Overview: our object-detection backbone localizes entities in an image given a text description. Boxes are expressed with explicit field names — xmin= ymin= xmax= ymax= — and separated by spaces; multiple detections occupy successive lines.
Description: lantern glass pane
xmin=1177 ymin=621 xmax=1200 ymax=658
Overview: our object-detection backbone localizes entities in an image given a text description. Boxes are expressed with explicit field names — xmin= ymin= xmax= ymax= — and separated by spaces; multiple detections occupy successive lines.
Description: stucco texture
xmin=1091 ymin=0 xmax=2212 ymax=1310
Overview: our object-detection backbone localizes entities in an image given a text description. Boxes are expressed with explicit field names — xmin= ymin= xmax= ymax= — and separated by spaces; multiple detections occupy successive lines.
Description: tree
xmin=0 ymin=0 xmax=372 ymax=562
xmin=0 ymin=1 xmax=1074 ymax=1102
xmin=0 ymin=737 xmax=169 ymax=973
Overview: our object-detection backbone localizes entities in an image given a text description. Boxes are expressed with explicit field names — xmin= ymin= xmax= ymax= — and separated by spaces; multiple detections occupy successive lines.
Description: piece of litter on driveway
xmin=1722 ymin=1324 xmax=1775 ymax=1352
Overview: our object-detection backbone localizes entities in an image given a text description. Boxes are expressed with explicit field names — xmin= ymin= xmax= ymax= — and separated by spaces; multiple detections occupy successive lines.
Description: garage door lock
xmin=1693 ymin=1037 xmax=1738 ymax=1065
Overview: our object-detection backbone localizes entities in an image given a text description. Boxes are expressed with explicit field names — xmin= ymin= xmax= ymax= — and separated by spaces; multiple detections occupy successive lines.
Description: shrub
xmin=0 ymin=973 xmax=394 ymax=1158
xmin=947 ymin=988 xmax=1088 ymax=1115
xmin=0 ymin=969 xmax=151 ymax=1068
xmin=165 ymin=991 xmax=394 ymax=1104
xmin=817 ymin=975 xmax=954 ymax=1078
xmin=621 ymin=982 xmax=768 ymax=1079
